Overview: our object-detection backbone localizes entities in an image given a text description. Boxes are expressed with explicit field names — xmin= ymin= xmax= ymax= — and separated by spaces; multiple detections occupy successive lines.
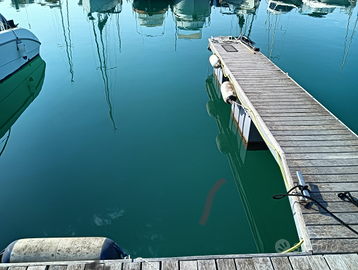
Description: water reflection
xmin=173 ymin=0 xmax=211 ymax=39
xmin=300 ymin=0 xmax=354 ymax=17
xmin=79 ymin=0 xmax=122 ymax=131
xmin=206 ymin=74 xmax=299 ymax=253
xmin=6 ymin=0 xmax=357 ymax=43
xmin=339 ymin=6 xmax=358 ymax=75
xmin=267 ymin=0 xmax=302 ymax=14
xmin=132 ymin=0 xmax=170 ymax=37
xmin=39 ymin=0 xmax=74 ymax=81
xmin=0 ymin=56 xmax=46 ymax=156
xmin=220 ymin=0 xmax=261 ymax=37
xmin=82 ymin=0 xmax=122 ymax=14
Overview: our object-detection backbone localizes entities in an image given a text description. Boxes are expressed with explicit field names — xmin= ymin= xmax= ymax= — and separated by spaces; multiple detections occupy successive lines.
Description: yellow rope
xmin=281 ymin=239 xmax=304 ymax=253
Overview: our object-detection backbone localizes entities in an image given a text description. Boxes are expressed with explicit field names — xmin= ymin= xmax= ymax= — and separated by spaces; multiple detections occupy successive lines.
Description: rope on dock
xmin=281 ymin=239 xmax=304 ymax=253
xmin=273 ymin=185 xmax=358 ymax=236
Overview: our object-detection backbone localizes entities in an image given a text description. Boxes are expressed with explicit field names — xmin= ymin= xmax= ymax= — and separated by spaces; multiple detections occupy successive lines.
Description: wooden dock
xmin=208 ymin=36 xmax=358 ymax=254
xmin=2 ymin=252 xmax=358 ymax=270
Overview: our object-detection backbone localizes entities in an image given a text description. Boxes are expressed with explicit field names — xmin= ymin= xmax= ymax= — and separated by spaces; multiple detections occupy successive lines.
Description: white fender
xmin=220 ymin=81 xmax=237 ymax=104
xmin=209 ymin=54 xmax=221 ymax=68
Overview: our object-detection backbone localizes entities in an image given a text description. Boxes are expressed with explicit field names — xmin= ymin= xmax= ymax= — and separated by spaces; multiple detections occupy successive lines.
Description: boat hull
xmin=0 ymin=28 xmax=41 ymax=82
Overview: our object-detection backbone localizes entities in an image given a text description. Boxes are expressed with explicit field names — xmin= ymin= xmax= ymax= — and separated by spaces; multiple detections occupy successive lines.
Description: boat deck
xmin=2 ymin=252 xmax=358 ymax=270
xmin=208 ymin=36 xmax=358 ymax=254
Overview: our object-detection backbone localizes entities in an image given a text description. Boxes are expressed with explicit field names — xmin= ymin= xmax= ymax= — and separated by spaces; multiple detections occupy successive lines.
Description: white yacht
xmin=0 ymin=14 xmax=41 ymax=82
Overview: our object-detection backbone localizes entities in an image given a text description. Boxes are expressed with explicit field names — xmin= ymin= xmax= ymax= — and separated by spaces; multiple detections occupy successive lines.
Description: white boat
xmin=0 ymin=13 xmax=41 ymax=82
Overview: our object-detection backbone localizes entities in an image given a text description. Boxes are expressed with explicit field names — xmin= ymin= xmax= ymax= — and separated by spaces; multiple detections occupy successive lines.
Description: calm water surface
xmin=0 ymin=0 xmax=357 ymax=258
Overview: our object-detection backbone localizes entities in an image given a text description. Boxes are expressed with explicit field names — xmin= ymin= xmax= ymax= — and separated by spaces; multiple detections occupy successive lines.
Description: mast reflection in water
xmin=80 ymin=0 xmax=123 ymax=131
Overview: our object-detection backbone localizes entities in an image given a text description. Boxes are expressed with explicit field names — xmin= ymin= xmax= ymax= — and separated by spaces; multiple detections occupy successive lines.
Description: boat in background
xmin=0 ymin=13 xmax=41 ymax=82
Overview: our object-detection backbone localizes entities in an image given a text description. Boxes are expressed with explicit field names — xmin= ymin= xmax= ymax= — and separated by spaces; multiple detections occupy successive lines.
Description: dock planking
xmin=208 ymin=36 xmax=358 ymax=254
xmin=2 ymin=253 xmax=358 ymax=270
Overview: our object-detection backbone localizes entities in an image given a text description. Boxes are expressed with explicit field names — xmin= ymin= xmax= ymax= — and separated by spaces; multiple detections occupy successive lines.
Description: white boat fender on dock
xmin=220 ymin=81 xmax=237 ymax=104
xmin=0 ymin=237 xmax=128 ymax=263
xmin=209 ymin=54 xmax=221 ymax=68
xmin=16 ymin=39 xmax=28 ymax=60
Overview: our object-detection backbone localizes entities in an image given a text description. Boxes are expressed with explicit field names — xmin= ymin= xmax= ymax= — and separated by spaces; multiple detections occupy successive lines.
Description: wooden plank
xmin=289 ymin=167 xmax=358 ymax=175
xmin=307 ymin=192 xmax=358 ymax=203
xmin=289 ymin=256 xmax=312 ymax=270
xmin=7 ymin=267 xmax=27 ymax=270
xmin=179 ymin=261 xmax=197 ymax=270
xmin=252 ymin=257 xmax=273 ymax=270
xmin=255 ymin=104 xmax=328 ymax=110
xmin=261 ymin=116 xmax=336 ymax=123
xmin=266 ymin=120 xmax=343 ymax=127
xmin=238 ymin=78 xmax=296 ymax=84
xmin=270 ymin=257 xmax=292 ymax=270
xmin=324 ymin=254 xmax=350 ymax=270
xmin=276 ymin=134 xmax=358 ymax=141
xmin=340 ymin=254 xmax=358 ymax=269
xmin=223 ymin=58 xmax=275 ymax=66
xmin=250 ymin=98 xmax=316 ymax=104
xmin=239 ymin=87 xmax=303 ymax=94
xmin=305 ymin=256 xmax=330 ymax=270
xmin=311 ymin=239 xmax=358 ymax=253
xmin=260 ymin=110 xmax=330 ymax=116
xmin=250 ymin=97 xmax=315 ymax=105
xmin=263 ymin=112 xmax=333 ymax=118
xmin=141 ymin=261 xmax=160 ymax=270
xmin=295 ymin=174 xmax=358 ymax=182
xmin=285 ymin=152 xmax=358 ymax=160
xmin=287 ymin=158 xmax=358 ymax=167
xmin=266 ymin=125 xmax=348 ymax=132
xmin=307 ymin=225 xmax=358 ymax=238
xmin=270 ymin=128 xmax=349 ymax=135
xmin=279 ymin=140 xmax=358 ymax=148
xmin=300 ymin=202 xmax=358 ymax=214
xmin=162 ymin=261 xmax=178 ymax=270
xmin=122 ymin=262 xmax=140 ymax=270
xmin=232 ymin=75 xmax=292 ymax=81
xmin=216 ymin=259 xmax=235 ymax=270
xmin=48 ymin=266 xmax=67 ymax=270
xmin=225 ymin=63 xmax=279 ymax=71
xmin=305 ymin=182 xmax=358 ymax=192
xmin=234 ymin=258 xmax=255 ymax=270
xmin=27 ymin=266 xmax=48 ymax=270
xmin=246 ymin=92 xmax=309 ymax=98
xmin=284 ymin=146 xmax=358 ymax=153
xmin=104 ymin=261 xmax=122 ymax=270
xmin=67 ymin=264 xmax=86 ymax=270
xmin=231 ymin=69 xmax=285 ymax=76
xmin=197 ymin=260 xmax=216 ymax=270
xmin=85 ymin=263 xmax=104 ymax=270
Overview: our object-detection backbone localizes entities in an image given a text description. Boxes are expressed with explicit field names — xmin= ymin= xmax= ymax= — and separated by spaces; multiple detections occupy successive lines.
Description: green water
xmin=0 ymin=0 xmax=357 ymax=258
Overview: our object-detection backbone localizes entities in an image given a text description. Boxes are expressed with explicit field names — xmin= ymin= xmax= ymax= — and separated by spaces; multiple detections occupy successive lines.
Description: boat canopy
xmin=0 ymin=13 xmax=16 ymax=31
